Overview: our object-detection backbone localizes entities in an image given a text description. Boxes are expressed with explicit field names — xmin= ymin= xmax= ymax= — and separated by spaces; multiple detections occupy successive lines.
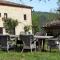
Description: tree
xmin=56 ymin=0 xmax=60 ymax=19
xmin=58 ymin=0 xmax=60 ymax=2
xmin=32 ymin=11 xmax=40 ymax=34
xmin=19 ymin=0 xmax=50 ymax=3
xmin=20 ymin=0 xmax=50 ymax=2
xmin=3 ymin=18 xmax=18 ymax=35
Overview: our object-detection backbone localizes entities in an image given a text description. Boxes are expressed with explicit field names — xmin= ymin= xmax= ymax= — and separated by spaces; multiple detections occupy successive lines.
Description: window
xmin=4 ymin=13 xmax=7 ymax=18
xmin=24 ymin=14 xmax=27 ymax=20
xmin=0 ymin=28 xmax=3 ymax=34
xmin=0 ymin=13 xmax=1 ymax=17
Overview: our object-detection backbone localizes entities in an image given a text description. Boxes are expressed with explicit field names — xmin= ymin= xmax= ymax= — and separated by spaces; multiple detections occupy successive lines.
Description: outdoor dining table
xmin=34 ymin=35 xmax=54 ymax=51
xmin=34 ymin=35 xmax=53 ymax=39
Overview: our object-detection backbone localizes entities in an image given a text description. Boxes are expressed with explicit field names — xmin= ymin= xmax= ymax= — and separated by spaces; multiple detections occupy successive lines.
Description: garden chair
xmin=47 ymin=38 xmax=59 ymax=52
xmin=20 ymin=34 xmax=36 ymax=52
xmin=0 ymin=35 xmax=10 ymax=51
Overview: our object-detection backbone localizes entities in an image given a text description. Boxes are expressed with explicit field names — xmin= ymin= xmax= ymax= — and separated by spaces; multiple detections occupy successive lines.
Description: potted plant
xmin=24 ymin=25 xmax=31 ymax=34
xmin=3 ymin=18 xmax=18 ymax=35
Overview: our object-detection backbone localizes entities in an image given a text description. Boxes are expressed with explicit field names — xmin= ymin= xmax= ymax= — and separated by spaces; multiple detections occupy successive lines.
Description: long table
xmin=34 ymin=35 xmax=53 ymax=39
xmin=34 ymin=35 xmax=54 ymax=51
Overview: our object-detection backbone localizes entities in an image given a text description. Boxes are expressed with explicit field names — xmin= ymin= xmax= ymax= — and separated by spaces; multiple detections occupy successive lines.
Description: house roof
xmin=0 ymin=0 xmax=32 ymax=9
xmin=43 ymin=20 xmax=60 ymax=28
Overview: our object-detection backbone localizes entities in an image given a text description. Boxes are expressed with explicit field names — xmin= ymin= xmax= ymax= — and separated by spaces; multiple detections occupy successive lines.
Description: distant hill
xmin=32 ymin=11 xmax=58 ymax=33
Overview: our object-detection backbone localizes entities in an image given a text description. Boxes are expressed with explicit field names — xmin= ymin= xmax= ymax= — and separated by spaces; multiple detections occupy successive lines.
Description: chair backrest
xmin=0 ymin=35 xmax=10 ymax=46
xmin=35 ymin=32 xmax=46 ymax=36
xmin=20 ymin=32 xmax=26 ymax=35
xmin=48 ymin=40 xmax=59 ymax=49
xmin=20 ymin=35 xmax=33 ymax=47
xmin=48 ymin=40 xmax=55 ymax=45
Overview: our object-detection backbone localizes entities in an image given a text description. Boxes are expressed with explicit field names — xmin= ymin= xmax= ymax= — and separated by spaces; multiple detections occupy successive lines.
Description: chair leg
xmin=35 ymin=48 xmax=36 ymax=52
xmin=7 ymin=45 xmax=9 ymax=52
xmin=31 ymin=48 xmax=32 ymax=52
xmin=21 ymin=48 xmax=24 ymax=53
xmin=50 ymin=47 xmax=51 ymax=52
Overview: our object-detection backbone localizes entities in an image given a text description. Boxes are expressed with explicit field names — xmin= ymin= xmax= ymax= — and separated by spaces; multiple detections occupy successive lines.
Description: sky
xmin=7 ymin=0 xmax=58 ymax=12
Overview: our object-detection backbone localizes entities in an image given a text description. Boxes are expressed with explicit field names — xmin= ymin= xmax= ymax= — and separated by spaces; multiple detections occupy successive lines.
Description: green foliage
xmin=24 ymin=25 xmax=31 ymax=32
xmin=58 ymin=0 xmax=60 ymax=2
xmin=29 ymin=0 xmax=49 ymax=1
xmin=3 ymin=18 xmax=18 ymax=34
xmin=32 ymin=11 xmax=58 ymax=34
xmin=32 ymin=12 xmax=40 ymax=34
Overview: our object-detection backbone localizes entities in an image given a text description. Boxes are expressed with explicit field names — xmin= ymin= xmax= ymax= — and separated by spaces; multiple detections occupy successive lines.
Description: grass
xmin=0 ymin=51 xmax=60 ymax=60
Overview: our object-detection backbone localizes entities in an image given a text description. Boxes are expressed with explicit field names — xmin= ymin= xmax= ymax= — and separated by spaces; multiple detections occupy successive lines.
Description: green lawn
xmin=0 ymin=51 xmax=60 ymax=60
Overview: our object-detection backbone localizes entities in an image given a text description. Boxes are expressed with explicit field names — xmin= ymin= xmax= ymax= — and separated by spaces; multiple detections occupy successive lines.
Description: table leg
xmin=36 ymin=39 xmax=42 ymax=51
xmin=42 ymin=39 xmax=45 ymax=51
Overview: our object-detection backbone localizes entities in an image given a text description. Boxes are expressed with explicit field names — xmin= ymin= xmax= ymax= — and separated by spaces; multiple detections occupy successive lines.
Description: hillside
xmin=32 ymin=11 xmax=58 ymax=34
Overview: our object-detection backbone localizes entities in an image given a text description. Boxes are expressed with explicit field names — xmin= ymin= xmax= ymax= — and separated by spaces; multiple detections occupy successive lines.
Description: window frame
xmin=24 ymin=14 xmax=27 ymax=20
xmin=4 ymin=13 xmax=7 ymax=19
xmin=0 ymin=13 xmax=1 ymax=17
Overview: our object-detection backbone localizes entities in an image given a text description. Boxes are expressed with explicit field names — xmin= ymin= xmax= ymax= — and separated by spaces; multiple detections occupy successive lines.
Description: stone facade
xmin=0 ymin=1 xmax=32 ymax=35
